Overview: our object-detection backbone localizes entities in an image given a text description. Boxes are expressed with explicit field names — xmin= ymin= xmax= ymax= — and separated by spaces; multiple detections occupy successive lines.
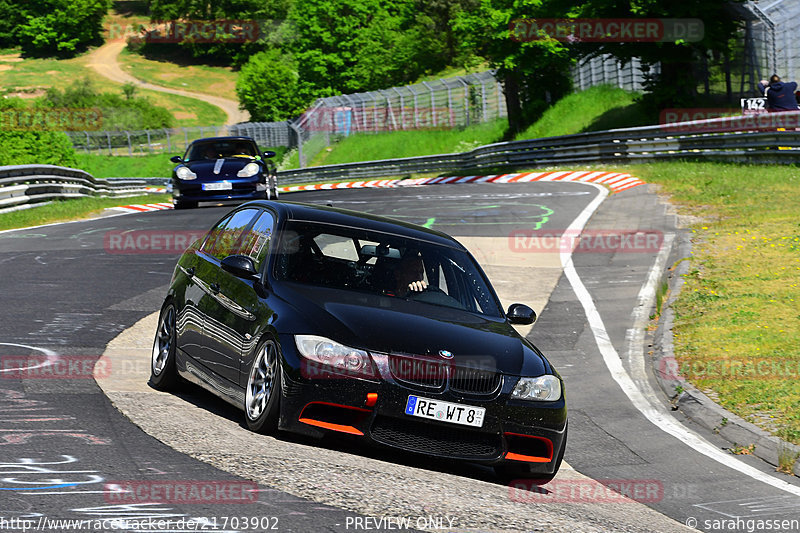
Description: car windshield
xmin=186 ymin=140 xmax=258 ymax=161
xmin=274 ymin=221 xmax=504 ymax=318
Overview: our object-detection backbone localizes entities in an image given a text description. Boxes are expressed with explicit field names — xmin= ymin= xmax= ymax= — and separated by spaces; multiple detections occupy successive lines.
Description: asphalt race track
xmin=1 ymin=181 xmax=799 ymax=532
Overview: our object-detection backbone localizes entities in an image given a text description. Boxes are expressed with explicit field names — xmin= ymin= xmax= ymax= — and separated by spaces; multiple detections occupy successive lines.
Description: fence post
xmin=497 ymin=81 xmax=503 ymax=118
xmin=446 ymin=83 xmax=454 ymax=127
xmin=411 ymin=86 xmax=420 ymax=128
xmin=106 ymin=132 xmax=112 ymax=155
xmin=480 ymin=79 xmax=487 ymax=122
xmin=392 ymin=87 xmax=405 ymax=130
xmin=289 ymin=121 xmax=304 ymax=168
xmin=126 ymin=131 xmax=132 ymax=156
xmin=85 ymin=132 xmax=91 ymax=153
xmin=422 ymin=82 xmax=436 ymax=127
xmin=456 ymin=77 xmax=469 ymax=127
xmin=146 ymin=130 xmax=152 ymax=154
xmin=371 ymin=93 xmax=380 ymax=133
xmin=165 ymin=128 xmax=171 ymax=153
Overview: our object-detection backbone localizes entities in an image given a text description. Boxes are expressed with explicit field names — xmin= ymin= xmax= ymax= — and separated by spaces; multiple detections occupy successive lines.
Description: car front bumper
xmin=277 ymin=337 xmax=567 ymax=472
xmin=172 ymin=176 xmax=266 ymax=203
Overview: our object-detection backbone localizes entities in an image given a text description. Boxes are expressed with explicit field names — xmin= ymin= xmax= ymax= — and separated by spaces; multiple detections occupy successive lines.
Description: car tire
xmin=174 ymin=201 xmax=197 ymax=210
xmin=495 ymin=424 xmax=567 ymax=484
xmin=150 ymin=302 xmax=180 ymax=391
xmin=244 ymin=337 xmax=282 ymax=433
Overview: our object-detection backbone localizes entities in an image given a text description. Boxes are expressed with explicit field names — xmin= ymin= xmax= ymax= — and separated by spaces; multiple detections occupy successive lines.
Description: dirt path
xmin=86 ymin=41 xmax=249 ymax=125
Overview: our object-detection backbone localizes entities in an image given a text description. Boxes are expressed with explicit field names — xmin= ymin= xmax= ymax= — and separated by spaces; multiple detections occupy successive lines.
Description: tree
xmin=144 ymin=0 xmax=291 ymax=65
xmin=236 ymin=50 xmax=312 ymax=122
xmin=454 ymin=0 xmax=573 ymax=136
xmin=562 ymin=0 xmax=745 ymax=109
xmin=0 ymin=0 xmax=23 ymax=47
xmin=288 ymin=0 xmax=443 ymax=94
xmin=17 ymin=0 xmax=111 ymax=57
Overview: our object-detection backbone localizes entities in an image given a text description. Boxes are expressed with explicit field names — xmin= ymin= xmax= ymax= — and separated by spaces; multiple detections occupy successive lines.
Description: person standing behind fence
xmin=758 ymin=75 xmax=800 ymax=111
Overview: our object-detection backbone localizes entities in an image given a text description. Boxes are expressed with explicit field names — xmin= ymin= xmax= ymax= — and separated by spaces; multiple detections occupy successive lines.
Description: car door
xmin=212 ymin=210 xmax=277 ymax=388
xmin=175 ymin=214 xmax=232 ymax=362
xmin=192 ymin=208 xmax=261 ymax=382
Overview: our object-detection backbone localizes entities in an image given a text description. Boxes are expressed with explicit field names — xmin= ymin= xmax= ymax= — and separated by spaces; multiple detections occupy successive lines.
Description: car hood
xmin=181 ymin=158 xmax=258 ymax=180
xmin=277 ymin=284 xmax=549 ymax=376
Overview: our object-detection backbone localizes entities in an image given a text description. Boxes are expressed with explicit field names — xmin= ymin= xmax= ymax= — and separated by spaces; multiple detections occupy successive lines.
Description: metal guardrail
xmin=277 ymin=114 xmax=800 ymax=184
xmin=9 ymin=112 xmax=800 ymax=212
xmin=0 ymin=165 xmax=161 ymax=212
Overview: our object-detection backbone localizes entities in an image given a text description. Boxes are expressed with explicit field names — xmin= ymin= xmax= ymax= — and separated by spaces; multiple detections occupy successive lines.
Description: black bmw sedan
xmin=170 ymin=136 xmax=278 ymax=209
xmin=151 ymin=200 xmax=567 ymax=481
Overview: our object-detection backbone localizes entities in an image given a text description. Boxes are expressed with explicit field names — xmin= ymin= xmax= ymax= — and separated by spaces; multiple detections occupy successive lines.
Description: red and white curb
xmin=107 ymin=171 xmax=643 ymax=213
xmin=109 ymin=202 xmax=173 ymax=213
xmin=278 ymin=170 xmax=644 ymax=194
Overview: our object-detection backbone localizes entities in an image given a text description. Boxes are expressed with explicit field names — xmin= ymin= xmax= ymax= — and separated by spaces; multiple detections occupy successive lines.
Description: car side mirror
xmin=170 ymin=156 xmax=183 ymax=163
xmin=262 ymin=151 xmax=276 ymax=158
xmin=507 ymin=303 xmax=536 ymax=325
xmin=221 ymin=255 xmax=259 ymax=280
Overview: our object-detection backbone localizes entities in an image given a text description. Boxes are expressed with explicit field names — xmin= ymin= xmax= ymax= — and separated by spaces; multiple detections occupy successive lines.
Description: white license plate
xmin=202 ymin=182 xmax=232 ymax=191
xmin=404 ymin=395 xmax=485 ymax=428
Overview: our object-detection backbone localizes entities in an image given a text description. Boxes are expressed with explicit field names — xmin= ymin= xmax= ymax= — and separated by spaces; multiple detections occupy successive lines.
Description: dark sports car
xmin=151 ymin=200 xmax=567 ymax=480
xmin=170 ymin=136 xmax=278 ymax=209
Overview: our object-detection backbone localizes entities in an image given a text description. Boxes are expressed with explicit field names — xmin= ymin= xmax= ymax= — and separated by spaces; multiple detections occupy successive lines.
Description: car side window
xmin=200 ymin=214 xmax=231 ymax=256
xmin=201 ymin=209 xmax=260 ymax=261
xmin=239 ymin=211 xmax=275 ymax=270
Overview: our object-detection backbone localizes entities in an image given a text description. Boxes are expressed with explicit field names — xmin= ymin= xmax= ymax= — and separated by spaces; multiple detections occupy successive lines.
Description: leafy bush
xmin=236 ymin=50 xmax=314 ymax=122
xmin=43 ymin=79 xmax=174 ymax=130
xmin=0 ymin=131 xmax=78 ymax=167
xmin=10 ymin=0 xmax=111 ymax=57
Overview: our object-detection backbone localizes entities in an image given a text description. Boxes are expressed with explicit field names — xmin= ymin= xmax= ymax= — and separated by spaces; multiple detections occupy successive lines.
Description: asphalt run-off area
xmin=1 ymin=181 xmax=799 ymax=532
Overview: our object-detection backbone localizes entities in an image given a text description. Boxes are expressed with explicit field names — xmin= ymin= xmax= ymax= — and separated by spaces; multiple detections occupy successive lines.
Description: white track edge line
xmin=562 ymin=182 xmax=800 ymax=497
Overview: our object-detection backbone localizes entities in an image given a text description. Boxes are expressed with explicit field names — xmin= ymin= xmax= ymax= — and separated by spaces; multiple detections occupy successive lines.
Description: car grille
xmin=388 ymin=355 xmax=446 ymax=389
xmin=387 ymin=354 xmax=501 ymax=395
xmin=370 ymin=416 xmax=501 ymax=459
xmin=450 ymin=367 xmax=502 ymax=395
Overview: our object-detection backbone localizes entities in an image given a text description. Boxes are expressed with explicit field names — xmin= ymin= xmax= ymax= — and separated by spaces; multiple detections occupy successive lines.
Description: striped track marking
xmin=110 ymin=202 xmax=173 ymax=213
xmin=278 ymin=170 xmax=644 ymax=194
xmin=107 ymin=171 xmax=643 ymax=214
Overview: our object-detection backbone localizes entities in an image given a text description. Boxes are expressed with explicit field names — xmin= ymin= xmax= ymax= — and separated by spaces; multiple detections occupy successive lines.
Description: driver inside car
xmin=390 ymin=252 xmax=427 ymax=297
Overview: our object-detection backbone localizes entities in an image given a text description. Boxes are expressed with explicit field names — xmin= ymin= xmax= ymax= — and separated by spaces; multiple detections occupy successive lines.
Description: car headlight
xmin=511 ymin=375 xmax=562 ymax=401
xmin=175 ymin=166 xmax=197 ymax=180
xmin=295 ymin=335 xmax=376 ymax=378
xmin=237 ymin=162 xmax=260 ymax=178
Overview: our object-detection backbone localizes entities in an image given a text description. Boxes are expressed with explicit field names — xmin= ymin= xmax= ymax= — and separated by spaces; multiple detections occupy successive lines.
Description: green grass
xmin=118 ymin=48 xmax=238 ymax=101
xmin=0 ymin=49 xmax=226 ymax=127
xmin=75 ymin=146 xmax=288 ymax=176
xmin=0 ymin=194 xmax=164 ymax=231
xmin=75 ymin=153 xmax=173 ymax=178
xmin=516 ymin=85 xmax=651 ymax=140
xmin=302 ymin=119 xmax=507 ymax=168
xmin=617 ymin=161 xmax=800 ymax=445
